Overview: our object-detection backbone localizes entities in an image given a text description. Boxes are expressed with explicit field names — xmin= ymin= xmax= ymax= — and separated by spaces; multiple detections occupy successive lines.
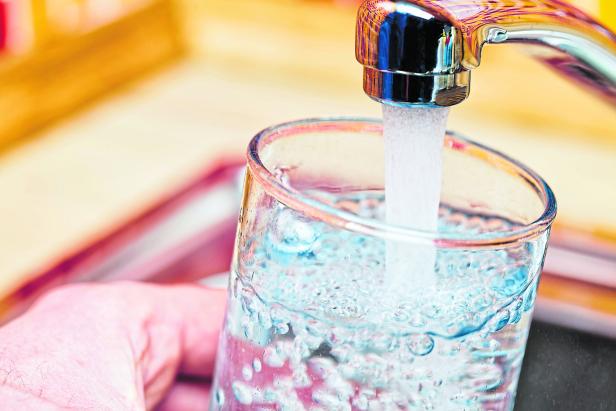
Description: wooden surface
xmin=0 ymin=0 xmax=184 ymax=151
xmin=0 ymin=0 xmax=614 ymax=296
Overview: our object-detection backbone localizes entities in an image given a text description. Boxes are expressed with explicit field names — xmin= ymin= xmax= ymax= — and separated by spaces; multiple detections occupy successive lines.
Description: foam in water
xmin=383 ymin=105 xmax=450 ymax=290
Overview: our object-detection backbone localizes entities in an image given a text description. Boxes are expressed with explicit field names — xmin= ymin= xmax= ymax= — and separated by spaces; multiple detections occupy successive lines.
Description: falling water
xmin=383 ymin=104 xmax=450 ymax=291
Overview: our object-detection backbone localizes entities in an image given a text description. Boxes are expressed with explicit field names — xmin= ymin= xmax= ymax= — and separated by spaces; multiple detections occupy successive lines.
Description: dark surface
xmin=515 ymin=321 xmax=616 ymax=411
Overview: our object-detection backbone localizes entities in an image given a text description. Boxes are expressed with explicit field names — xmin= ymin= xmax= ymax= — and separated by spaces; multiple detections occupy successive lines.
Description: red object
xmin=0 ymin=2 xmax=8 ymax=50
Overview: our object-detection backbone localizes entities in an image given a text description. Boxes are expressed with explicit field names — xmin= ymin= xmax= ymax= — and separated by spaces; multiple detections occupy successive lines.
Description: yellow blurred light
xmin=600 ymin=0 xmax=616 ymax=32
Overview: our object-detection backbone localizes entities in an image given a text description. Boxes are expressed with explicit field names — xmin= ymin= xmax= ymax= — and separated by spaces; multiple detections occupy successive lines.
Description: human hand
xmin=0 ymin=282 xmax=226 ymax=410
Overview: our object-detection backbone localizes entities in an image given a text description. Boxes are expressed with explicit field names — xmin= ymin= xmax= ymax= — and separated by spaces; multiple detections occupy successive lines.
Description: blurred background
xmin=0 ymin=0 xmax=614 ymax=408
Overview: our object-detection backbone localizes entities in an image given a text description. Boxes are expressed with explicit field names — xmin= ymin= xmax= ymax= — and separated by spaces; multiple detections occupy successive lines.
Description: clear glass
xmin=210 ymin=118 xmax=557 ymax=411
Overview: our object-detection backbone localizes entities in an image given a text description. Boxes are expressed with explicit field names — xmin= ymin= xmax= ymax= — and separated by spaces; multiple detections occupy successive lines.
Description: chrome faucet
xmin=356 ymin=0 xmax=616 ymax=107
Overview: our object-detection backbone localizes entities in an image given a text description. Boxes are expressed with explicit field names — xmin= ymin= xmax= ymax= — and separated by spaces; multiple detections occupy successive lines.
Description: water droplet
xmin=406 ymin=334 xmax=435 ymax=356
xmin=232 ymin=381 xmax=254 ymax=405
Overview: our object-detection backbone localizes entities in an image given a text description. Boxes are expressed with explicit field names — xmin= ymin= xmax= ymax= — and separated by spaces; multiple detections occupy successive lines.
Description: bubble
xmin=509 ymin=298 xmax=525 ymax=325
xmin=232 ymin=381 xmax=254 ymax=405
xmin=330 ymin=344 xmax=353 ymax=363
xmin=291 ymin=338 xmax=311 ymax=363
xmin=292 ymin=366 xmax=312 ymax=388
xmin=214 ymin=388 xmax=225 ymax=407
xmin=269 ymin=208 xmax=319 ymax=255
xmin=409 ymin=312 xmax=427 ymax=328
xmin=262 ymin=388 xmax=278 ymax=403
xmin=490 ymin=309 xmax=510 ymax=332
xmin=263 ymin=346 xmax=286 ymax=368
xmin=270 ymin=306 xmax=290 ymax=335
xmin=242 ymin=365 xmax=253 ymax=381
xmin=274 ymin=322 xmax=290 ymax=335
xmin=253 ymin=358 xmax=262 ymax=372
xmin=258 ymin=311 xmax=273 ymax=329
xmin=352 ymin=395 xmax=369 ymax=411
xmin=406 ymin=334 xmax=435 ymax=356
xmin=308 ymin=357 xmax=336 ymax=379
xmin=524 ymin=283 xmax=538 ymax=312
xmin=464 ymin=363 xmax=503 ymax=391
xmin=312 ymin=390 xmax=351 ymax=411
xmin=371 ymin=333 xmax=397 ymax=353
xmin=420 ymin=304 xmax=441 ymax=320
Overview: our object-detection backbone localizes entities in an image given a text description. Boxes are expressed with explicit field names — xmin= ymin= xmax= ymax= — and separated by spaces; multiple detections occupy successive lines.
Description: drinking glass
xmin=210 ymin=118 xmax=557 ymax=411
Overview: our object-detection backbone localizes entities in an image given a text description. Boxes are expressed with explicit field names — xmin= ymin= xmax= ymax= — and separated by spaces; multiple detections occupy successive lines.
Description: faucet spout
xmin=356 ymin=0 xmax=616 ymax=107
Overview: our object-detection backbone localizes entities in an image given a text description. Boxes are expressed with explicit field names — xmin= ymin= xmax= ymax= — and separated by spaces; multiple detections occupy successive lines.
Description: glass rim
xmin=247 ymin=117 xmax=557 ymax=249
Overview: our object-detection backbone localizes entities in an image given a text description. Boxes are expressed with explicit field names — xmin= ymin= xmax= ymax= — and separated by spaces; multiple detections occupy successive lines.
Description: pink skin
xmin=0 ymin=282 xmax=227 ymax=410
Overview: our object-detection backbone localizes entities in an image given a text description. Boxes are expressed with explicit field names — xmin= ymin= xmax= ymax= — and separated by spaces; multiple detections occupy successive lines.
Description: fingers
xmin=155 ymin=382 xmax=211 ymax=411
xmin=144 ymin=284 xmax=227 ymax=378
xmin=122 ymin=283 xmax=226 ymax=409
xmin=7 ymin=282 xmax=227 ymax=411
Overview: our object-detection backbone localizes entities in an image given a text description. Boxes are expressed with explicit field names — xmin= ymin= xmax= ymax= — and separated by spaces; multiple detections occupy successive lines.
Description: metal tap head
xmin=356 ymin=0 xmax=616 ymax=108
xmin=356 ymin=1 xmax=469 ymax=107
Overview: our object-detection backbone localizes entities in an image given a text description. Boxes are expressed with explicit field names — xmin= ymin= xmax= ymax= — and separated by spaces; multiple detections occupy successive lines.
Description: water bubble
xmin=241 ymin=323 xmax=254 ymax=340
xmin=464 ymin=363 xmax=503 ymax=391
xmin=509 ymin=298 xmax=524 ymax=325
xmin=262 ymin=388 xmax=278 ymax=403
xmin=240 ymin=294 xmax=257 ymax=315
xmin=306 ymin=320 xmax=330 ymax=338
xmin=421 ymin=304 xmax=441 ymax=320
xmin=273 ymin=377 xmax=294 ymax=391
xmin=263 ymin=346 xmax=286 ymax=368
xmin=490 ymin=309 xmax=510 ymax=332
xmin=253 ymin=358 xmax=262 ymax=372
xmin=269 ymin=209 xmax=319 ymax=255
xmin=409 ymin=312 xmax=427 ymax=328
xmin=406 ymin=334 xmax=435 ymax=356
xmin=304 ymin=335 xmax=324 ymax=350
xmin=242 ymin=365 xmax=253 ymax=381
xmin=312 ymin=390 xmax=351 ymax=411
xmin=258 ymin=311 xmax=273 ymax=329
xmin=330 ymin=344 xmax=353 ymax=363
xmin=292 ymin=365 xmax=312 ymax=388
xmin=232 ymin=381 xmax=254 ymax=405
xmin=270 ymin=306 xmax=290 ymax=334
xmin=524 ymin=283 xmax=537 ymax=312
xmin=214 ymin=388 xmax=225 ymax=407
xmin=274 ymin=322 xmax=290 ymax=335
xmin=291 ymin=338 xmax=311 ymax=364
xmin=371 ymin=333 xmax=397 ymax=353
xmin=309 ymin=357 xmax=336 ymax=379
xmin=352 ymin=395 xmax=369 ymax=411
